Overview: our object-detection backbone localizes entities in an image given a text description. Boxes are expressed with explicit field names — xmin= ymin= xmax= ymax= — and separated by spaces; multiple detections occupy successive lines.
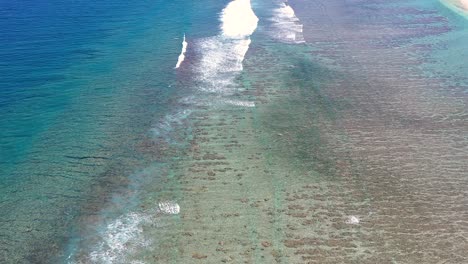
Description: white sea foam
xmin=345 ymin=215 xmax=360 ymax=225
xmin=89 ymin=212 xmax=151 ymax=264
xmin=224 ymin=99 xmax=256 ymax=107
xmin=220 ymin=0 xmax=259 ymax=39
xmin=158 ymin=201 xmax=180 ymax=214
xmin=194 ymin=37 xmax=251 ymax=94
xmin=270 ymin=2 xmax=305 ymax=43
xmin=82 ymin=201 xmax=181 ymax=263
xmin=191 ymin=0 xmax=258 ymax=97
xmin=175 ymin=34 xmax=188 ymax=69
xmin=70 ymin=3 xmax=257 ymax=263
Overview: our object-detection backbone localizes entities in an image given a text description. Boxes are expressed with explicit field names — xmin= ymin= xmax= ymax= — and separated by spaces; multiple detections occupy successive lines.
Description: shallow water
xmin=1 ymin=0 xmax=467 ymax=263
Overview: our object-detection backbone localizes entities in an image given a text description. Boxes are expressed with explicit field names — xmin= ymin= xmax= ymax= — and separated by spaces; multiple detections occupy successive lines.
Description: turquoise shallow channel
xmin=0 ymin=0 xmax=467 ymax=263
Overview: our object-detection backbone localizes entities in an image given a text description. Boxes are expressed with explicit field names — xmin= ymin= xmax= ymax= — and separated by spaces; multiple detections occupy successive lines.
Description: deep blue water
xmin=0 ymin=0 xmax=227 ymax=262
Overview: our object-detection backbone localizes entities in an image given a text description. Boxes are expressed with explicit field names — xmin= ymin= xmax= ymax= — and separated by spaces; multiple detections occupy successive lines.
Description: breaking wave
xmin=67 ymin=1 xmax=259 ymax=263
xmin=88 ymin=213 xmax=151 ymax=264
xmin=224 ymin=99 xmax=256 ymax=107
xmin=193 ymin=0 xmax=258 ymax=95
xmin=221 ymin=0 xmax=259 ymax=39
xmin=195 ymin=37 xmax=251 ymax=94
xmin=270 ymin=2 xmax=305 ymax=43
xmin=175 ymin=34 xmax=188 ymax=69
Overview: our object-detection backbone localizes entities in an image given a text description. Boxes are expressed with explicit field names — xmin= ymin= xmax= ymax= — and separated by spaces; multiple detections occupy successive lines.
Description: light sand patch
xmin=444 ymin=0 xmax=468 ymax=12
xmin=459 ymin=0 xmax=468 ymax=10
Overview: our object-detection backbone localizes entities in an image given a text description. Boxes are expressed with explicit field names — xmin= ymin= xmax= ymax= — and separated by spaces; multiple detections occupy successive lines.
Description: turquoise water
xmin=1 ymin=0 xmax=467 ymax=263
xmin=0 ymin=0 xmax=226 ymax=262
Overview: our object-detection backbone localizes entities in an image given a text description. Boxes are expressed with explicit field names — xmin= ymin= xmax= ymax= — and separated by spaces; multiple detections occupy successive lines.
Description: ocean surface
xmin=1 ymin=0 xmax=467 ymax=263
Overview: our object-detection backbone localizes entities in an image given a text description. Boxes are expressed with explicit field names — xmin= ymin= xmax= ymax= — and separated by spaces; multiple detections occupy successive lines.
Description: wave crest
xmin=175 ymin=34 xmax=188 ymax=69
xmin=221 ymin=0 xmax=259 ymax=39
xmin=270 ymin=3 xmax=305 ymax=43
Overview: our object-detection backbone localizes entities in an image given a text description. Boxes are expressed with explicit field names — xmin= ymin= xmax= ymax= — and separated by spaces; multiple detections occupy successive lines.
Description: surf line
xmin=194 ymin=0 xmax=258 ymax=94
xmin=221 ymin=0 xmax=259 ymax=39
xmin=439 ymin=0 xmax=468 ymax=18
xmin=175 ymin=34 xmax=188 ymax=69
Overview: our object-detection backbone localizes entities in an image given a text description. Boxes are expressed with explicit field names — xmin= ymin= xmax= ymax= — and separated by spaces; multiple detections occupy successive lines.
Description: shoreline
xmin=456 ymin=0 xmax=468 ymax=10
xmin=440 ymin=0 xmax=468 ymax=16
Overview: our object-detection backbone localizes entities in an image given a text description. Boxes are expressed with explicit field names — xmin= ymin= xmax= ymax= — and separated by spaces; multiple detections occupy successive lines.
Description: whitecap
xmin=199 ymin=37 xmax=250 ymax=75
xmin=194 ymin=36 xmax=252 ymax=94
xmin=345 ymin=215 xmax=360 ymax=225
xmin=158 ymin=201 xmax=180 ymax=215
xmin=270 ymin=2 xmax=305 ymax=43
xmin=89 ymin=212 xmax=151 ymax=264
xmin=224 ymin=99 xmax=256 ymax=107
xmin=175 ymin=34 xmax=188 ymax=69
xmin=191 ymin=0 xmax=258 ymax=96
xmin=220 ymin=0 xmax=259 ymax=39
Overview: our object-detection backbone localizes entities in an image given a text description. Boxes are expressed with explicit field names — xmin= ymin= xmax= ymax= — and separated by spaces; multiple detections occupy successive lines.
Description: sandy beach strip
xmin=459 ymin=0 xmax=468 ymax=10
xmin=445 ymin=0 xmax=468 ymax=11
